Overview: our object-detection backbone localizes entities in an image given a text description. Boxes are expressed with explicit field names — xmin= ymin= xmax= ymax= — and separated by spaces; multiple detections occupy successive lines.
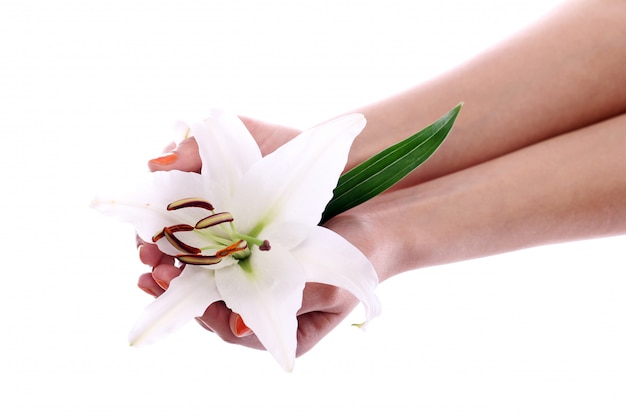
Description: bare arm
xmin=140 ymin=0 xmax=626 ymax=356
xmin=151 ymin=1 xmax=626 ymax=180
xmin=347 ymin=0 xmax=626 ymax=186
xmin=338 ymin=112 xmax=626 ymax=280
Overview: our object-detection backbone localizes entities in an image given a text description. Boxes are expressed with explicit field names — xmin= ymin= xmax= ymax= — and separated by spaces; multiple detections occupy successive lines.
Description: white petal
xmin=231 ymin=114 xmax=366 ymax=235
xmin=215 ymin=247 xmax=305 ymax=372
xmin=129 ymin=266 xmax=221 ymax=347
xmin=189 ymin=109 xmax=262 ymax=201
xmin=261 ymin=221 xmax=311 ymax=251
xmin=91 ymin=170 xmax=214 ymax=251
xmin=292 ymin=227 xmax=381 ymax=326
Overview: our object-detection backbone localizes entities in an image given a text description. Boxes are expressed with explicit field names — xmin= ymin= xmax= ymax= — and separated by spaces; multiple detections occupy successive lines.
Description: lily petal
xmin=292 ymin=227 xmax=381 ymax=326
xmin=189 ymin=109 xmax=262 ymax=201
xmin=256 ymin=221 xmax=311 ymax=252
xmin=215 ymin=247 xmax=305 ymax=372
xmin=129 ymin=266 xmax=221 ymax=347
xmin=231 ymin=114 xmax=366 ymax=237
xmin=93 ymin=109 xmax=380 ymax=371
xmin=92 ymin=170 xmax=218 ymax=255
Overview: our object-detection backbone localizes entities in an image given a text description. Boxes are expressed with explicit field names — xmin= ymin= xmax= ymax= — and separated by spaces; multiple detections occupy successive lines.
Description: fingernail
xmin=149 ymin=152 xmax=178 ymax=165
xmin=232 ymin=314 xmax=253 ymax=337
xmin=154 ymin=278 xmax=169 ymax=290
xmin=140 ymin=285 xmax=160 ymax=297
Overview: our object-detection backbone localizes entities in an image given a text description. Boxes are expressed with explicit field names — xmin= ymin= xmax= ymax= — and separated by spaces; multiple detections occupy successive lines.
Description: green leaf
xmin=320 ymin=103 xmax=462 ymax=223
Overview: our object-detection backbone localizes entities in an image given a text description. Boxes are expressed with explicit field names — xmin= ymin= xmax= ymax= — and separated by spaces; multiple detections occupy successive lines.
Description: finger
xmin=229 ymin=312 xmax=254 ymax=337
xmin=238 ymin=116 xmax=301 ymax=155
xmin=151 ymin=263 xmax=183 ymax=290
xmin=148 ymin=136 xmax=202 ymax=173
xmin=298 ymin=283 xmax=357 ymax=315
xmin=196 ymin=302 xmax=264 ymax=350
xmin=295 ymin=284 xmax=359 ymax=357
xmin=138 ymin=243 xmax=175 ymax=268
xmin=162 ymin=141 xmax=176 ymax=153
xmin=295 ymin=299 xmax=358 ymax=358
xmin=137 ymin=272 xmax=164 ymax=297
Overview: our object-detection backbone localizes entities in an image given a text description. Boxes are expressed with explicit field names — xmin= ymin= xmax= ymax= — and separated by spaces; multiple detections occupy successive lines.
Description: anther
xmin=259 ymin=240 xmax=271 ymax=251
xmin=215 ymin=240 xmax=248 ymax=258
xmin=176 ymin=254 xmax=223 ymax=266
xmin=163 ymin=227 xmax=201 ymax=254
xmin=167 ymin=198 xmax=214 ymax=211
xmin=152 ymin=224 xmax=194 ymax=243
xmin=195 ymin=212 xmax=234 ymax=229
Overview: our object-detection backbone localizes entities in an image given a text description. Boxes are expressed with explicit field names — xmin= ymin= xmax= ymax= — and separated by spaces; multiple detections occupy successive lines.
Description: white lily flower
xmin=92 ymin=110 xmax=381 ymax=371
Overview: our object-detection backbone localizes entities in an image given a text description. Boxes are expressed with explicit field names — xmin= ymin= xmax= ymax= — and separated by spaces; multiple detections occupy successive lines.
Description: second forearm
xmin=354 ymin=112 xmax=626 ymax=280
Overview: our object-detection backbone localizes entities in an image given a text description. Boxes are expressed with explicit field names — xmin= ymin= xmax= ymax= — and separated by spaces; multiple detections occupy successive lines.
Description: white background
xmin=1 ymin=0 xmax=625 ymax=416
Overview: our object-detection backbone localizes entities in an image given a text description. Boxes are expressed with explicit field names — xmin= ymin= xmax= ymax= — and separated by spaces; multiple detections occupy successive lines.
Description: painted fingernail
xmin=154 ymin=278 xmax=169 ymax=290
xmin=233 ymin=314 xmax=253 ymax=337
xmin=149 ymin=152 xmax=178 ymax=165
xmin=140 ymin=285 xmax=160 ymax=297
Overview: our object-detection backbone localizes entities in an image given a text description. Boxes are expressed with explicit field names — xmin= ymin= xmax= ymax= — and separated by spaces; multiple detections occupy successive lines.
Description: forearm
xmin=352 ymin=112 xmax=626 ymax=280
xmin=346 ymin=0 xmax=626 ymax=185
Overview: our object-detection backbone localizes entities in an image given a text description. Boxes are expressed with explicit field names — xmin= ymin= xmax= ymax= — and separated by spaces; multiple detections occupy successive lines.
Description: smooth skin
xmin=137 ymin=0 xmax=626 ymax=356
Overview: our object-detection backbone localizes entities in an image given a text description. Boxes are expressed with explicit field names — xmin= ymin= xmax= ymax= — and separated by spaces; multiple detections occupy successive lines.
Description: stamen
xmin=232 ymin=232 xmax=270 ymax=250
xmin=195 ymin=212 xmax=234 ymax=229
xmin=152 ymin=229 xmax=164 ymax=243
xmin=176 ymin=254 xmax=223 ymax=265
xmin=167 ymin=198 xmax=214 ymax=211
xmin=215 ymin=239 xmax=248 ymax=258
xmin=163 ymin=227 xmax=201 ymax=254
xmin=152 ymin=224 xmax=195 ymax=243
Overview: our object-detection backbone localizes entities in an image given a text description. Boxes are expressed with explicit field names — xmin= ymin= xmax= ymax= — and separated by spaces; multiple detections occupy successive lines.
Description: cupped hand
xmin=136 ymin=115 xmax=377 ymax=357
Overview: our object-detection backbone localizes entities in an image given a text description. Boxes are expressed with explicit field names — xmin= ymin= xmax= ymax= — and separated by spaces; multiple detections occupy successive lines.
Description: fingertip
xmin=137 ymin=244 xmax=147 ymax=264
xmin=149 ymin=152 xmax=178 ymax=167
xmin=148 ymin=137 xmax=202 ymax=173
xmin=138 ymin=243 xmax=165 ymax=267
xmin=152 ymin=264 xmax=182 ymax=289
xmin=196 ymin=302 xmax=232 ymax=335
xmin=138 ymin=273 xmax=164 ymax=297
xmin=229 ymin=312 xmax=253 ymax=338
xmin=197 ymin=303 xmax=264 ymax=350
xmin=195 ymin=317 xmax=214 ymax=333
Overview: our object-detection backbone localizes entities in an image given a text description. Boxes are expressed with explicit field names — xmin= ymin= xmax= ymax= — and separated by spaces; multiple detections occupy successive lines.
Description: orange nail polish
xmin=140 ymin=286 xmax=160 ymax=297
xmin=234 ymin=314 xmax=252 ymax=337
xmin=154 ymin=278 xmax=169 ymax=290
xmin=150 ymin=152 xmax=178 ymax=165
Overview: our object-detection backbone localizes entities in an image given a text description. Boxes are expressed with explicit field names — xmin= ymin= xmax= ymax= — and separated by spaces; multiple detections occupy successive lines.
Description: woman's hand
xmin=136 ymin=116 xmax=381 ymax=357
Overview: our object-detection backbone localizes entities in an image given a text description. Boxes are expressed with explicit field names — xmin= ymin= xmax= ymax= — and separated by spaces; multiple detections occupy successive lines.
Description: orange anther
xmin=215 ymin=240 xmax=248 ymax=258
